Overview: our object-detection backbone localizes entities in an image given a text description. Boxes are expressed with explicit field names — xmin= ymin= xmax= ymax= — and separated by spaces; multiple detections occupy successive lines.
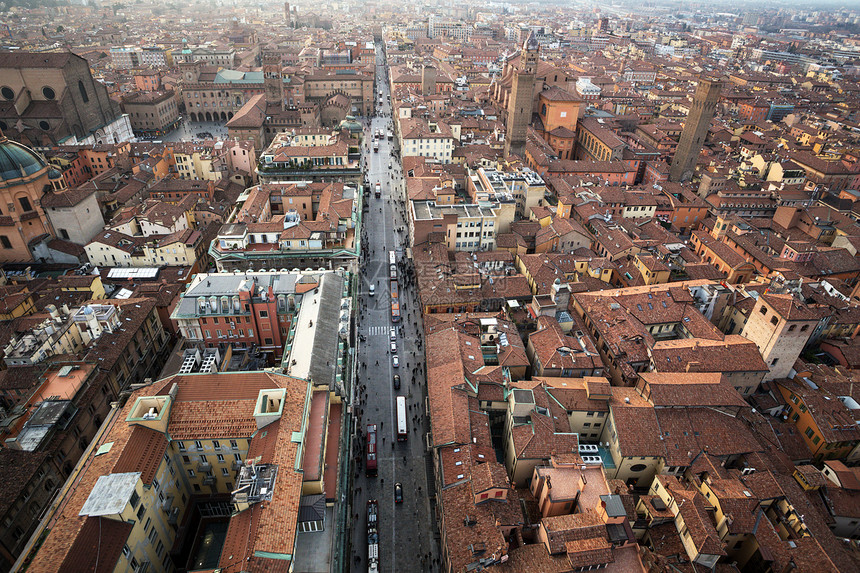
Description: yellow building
xmin=0 ymin=138 xmax=56 ymax=263
xmin=56 ymin=273 xmax=107 ymax=300
xmin=28 ymin=371 xmax=313 ymax=573
xmin=172 ymin=144 xmax=220 ymax=181
xmin=632 ymin=254 xmax=671 ymax=285
xmin=774 ymin=377 xmax=860 ymax=461
xmin=0 ymin=284 xmax=36 ymax=320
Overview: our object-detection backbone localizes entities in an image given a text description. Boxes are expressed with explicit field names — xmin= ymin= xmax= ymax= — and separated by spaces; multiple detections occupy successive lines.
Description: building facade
xmin=0 ymin=52 xmax=128 ymax=146
xmin=121 ymin=91 xmax=180 ymax=135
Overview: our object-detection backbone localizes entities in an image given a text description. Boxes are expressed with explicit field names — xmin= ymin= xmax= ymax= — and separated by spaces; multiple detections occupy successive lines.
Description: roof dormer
xmin=253 ymin=388 xmax=285 ymax=429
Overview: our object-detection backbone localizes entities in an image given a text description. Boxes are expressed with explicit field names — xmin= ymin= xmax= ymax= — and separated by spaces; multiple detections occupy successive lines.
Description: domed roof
xmin=0 ymin=137 xmax=47 ymax=182
xmin=337 ymin=116 xmax=362 ymax=134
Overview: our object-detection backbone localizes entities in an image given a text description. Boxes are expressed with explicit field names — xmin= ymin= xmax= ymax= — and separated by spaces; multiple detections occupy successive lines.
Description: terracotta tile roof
xmin=827 ymin=487 xmax=860 ymax=519
xmin=476 ymin=381 xmax=505 ymax=402
xmin=705 ymin=479 xmax=760 ymax=534
xmin=794 ymin=464 xmax=828 ymax=489
xmin=565 ymin=536 xmax=614 ymax=568
xmin=300 ymin=391 xmax=328 ymax=483
xmin=542 ymin=511 xmax=606 ymax=555
xmin=658 ymin=477 xmax=724 ymax=558
xmin=529 ymin=316 xmax=602 ymax=373
xmin=439 ymin=481 xmax=509 ymax=572
xmin=40 ymin=185 xmax=98 ymax=208
xmin=659 ymin=408 xmax=762 ymax=464
xmin=609 ymin=392 xmax=665 ymax=458
xmin=425 ymin=326 xmax=470 ymax=447
xmin=111 ymin=425 xmax=168 ymax=484
xmin=58 ymin=517 xmax=133 ymax=573
xmin=824 ymin=460 xmax=860 ymax=491
xmin=510 ymin=407 xmax=578 ymax=461
xmin=83 ymin=298 xmax=157 ymax=370
xmin=438 ymin=444 xmax=473 ymax=487
xmin=493 ymin=543 xmax=570 ymax=573
xmin=740 ymin=470 xmax=851 ymax=573
xmin=775 ymin=377 xmax=860 ymax=444
xmin=471 ymin=461 xmax=510 ymax=495
xmin=637 ymin=372 xmax=749 ymax=408
xmin=0 ymin=448 xmax=49 ymax=517
xmin=537 ymin=378 xmax=611 ymax=414
xmin=649 ymin=335 xmax=769 ymax=374
xmin=0 ymin=364 xmax=42 ymax=392
xmin=30 ymin=372 xmax=310 ymax=573
xmin=762 ymin=293 xmax=821 ymax=322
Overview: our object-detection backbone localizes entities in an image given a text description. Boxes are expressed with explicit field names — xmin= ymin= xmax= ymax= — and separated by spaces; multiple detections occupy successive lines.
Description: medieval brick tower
xmin=263 ymin=52 xmax=284 ymax=110
xmin=669 ymin=76 xmax=722 ymax=182
xmin=504 ymin=31 xmax=539 ymax=158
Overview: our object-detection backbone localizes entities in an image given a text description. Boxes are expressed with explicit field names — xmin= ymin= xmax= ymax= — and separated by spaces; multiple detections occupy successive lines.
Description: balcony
xmin=197 ymin=462 xmax=212 ymax=472
xmin=203 ymin=475 xmax=216 ymax=486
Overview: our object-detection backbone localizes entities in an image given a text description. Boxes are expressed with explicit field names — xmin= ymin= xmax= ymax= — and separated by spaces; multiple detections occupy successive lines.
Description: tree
xmin=56 ymin=25 xmax=63 ymax=33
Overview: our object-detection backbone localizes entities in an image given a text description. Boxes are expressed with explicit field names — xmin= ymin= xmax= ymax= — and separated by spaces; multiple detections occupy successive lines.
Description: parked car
xmin=389 ymin=327 xmax=396 ymax=341
xmin=394 ymin=482 xmax=403 ymax=503
xmin=369 ymin=284 xmax=375 ymax=296
xmin=393 ymin=374 xmax=400 ymax=390
xmin=390 ymin=341 xmax=397 ymax=354
xmin=392 ymin=355 xmax=399 ymax=368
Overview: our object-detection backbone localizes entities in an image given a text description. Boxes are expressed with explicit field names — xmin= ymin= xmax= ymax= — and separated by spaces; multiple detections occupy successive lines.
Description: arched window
xmin=770 ymin=316 xmax=779 ymax=326
xmin=78 ymin=80 xmax=89 ymax=103
xmin=788 ymin=325 xmax=796 ymax=332
xmin=800 ymin=325 xmax=809 ymax=332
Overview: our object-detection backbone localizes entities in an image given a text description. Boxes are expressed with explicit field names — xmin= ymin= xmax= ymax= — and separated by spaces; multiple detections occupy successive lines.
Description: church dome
xmin=0 ymin=137 xmax=48 ymax=183
xmin=337 ymin=116 xmax=362 ymax=134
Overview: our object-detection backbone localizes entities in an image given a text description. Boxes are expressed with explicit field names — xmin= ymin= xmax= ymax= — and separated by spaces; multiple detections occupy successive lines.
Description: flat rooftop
xmin=412 ymin=201 xmax=501 ymax=221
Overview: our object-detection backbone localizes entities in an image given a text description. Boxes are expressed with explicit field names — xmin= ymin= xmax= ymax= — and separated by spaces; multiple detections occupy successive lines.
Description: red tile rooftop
xmin=301 ymin=391 xmax=328 ymax=483
xmin=29 ymin=372 xmax=310 ymax=573
xmin=323 ymin=402 xmax=341 ymax=501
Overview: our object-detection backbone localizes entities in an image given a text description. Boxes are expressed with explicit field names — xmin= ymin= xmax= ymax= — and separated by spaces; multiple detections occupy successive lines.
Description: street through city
xmin=348 ymin=43 xmax=441 ymax=573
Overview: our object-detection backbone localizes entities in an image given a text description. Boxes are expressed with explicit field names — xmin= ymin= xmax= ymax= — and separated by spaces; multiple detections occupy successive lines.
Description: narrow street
xmin=348 ymin=43 xmax=440 ymax=573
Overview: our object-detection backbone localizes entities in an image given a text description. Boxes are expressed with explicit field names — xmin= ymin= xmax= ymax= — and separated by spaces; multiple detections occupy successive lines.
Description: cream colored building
xmin=26 ymin=371 xmax=313 ymax=573
xmin=410 ymin=201 xmax=517 ymax=251
xmin=469 ymin=167 xmax=546 ymax=219
xmin=3 ymin=305 xmax=84 ymax=366
xmin=399 ymin=118 xmax=455 ymax=163
xmin=85 ymin=228 xmax=202 ymax=268
xmin=173 ymin=146 xmax=220 ymax=181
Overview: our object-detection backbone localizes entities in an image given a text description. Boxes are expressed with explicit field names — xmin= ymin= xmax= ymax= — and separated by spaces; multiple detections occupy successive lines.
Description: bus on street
xmin=396 ymin=396 xmax=407 ymax=441
xmin=366 ymin=424 xmax=378 ymax=477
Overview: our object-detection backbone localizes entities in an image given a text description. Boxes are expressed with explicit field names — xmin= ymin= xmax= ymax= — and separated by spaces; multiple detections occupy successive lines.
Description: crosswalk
xmin=368 ymin=326 xmax=389 ymax=336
